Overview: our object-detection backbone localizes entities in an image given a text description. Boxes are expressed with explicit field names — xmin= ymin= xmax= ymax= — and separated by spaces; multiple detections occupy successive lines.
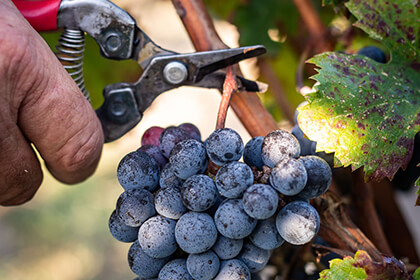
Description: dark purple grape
xmin=206 ymin=128 xmax=244 ymax=166
xmin=357 ymin=46 xmax=387 ymax=63
xmin=154 ymin=186 xmax=187 ymax=220
xmin=108 ymin=210 xmax=139 ymax=243
xmin=159 ymin=163 xmax=184 ymax=189
xmin=181 ymin=174 xmax=218 ymax=212
xmin=215 ymin=259 xmax=251 ymax=280
xmin=158 ymin=259 xmax=193 ymax=280
xmin=276 ymin=201 xmax=320 ymax=245
xmin=159 ymin=126 xmax=190 ymax=158
xmin=296 ymin=156 xmax=332 ymax=199
xmin=215 ymin=161 xmax=254 ymax=199
xmin=138 ymin=215 xmax=178 ymax=258
xmin=242 ymin=184 xmax=278 ymax=220
xmin=212 ymin=235 xmax=243 ymax=260
xmin=291 ymin=124 xmax=316 ymax=156
xmin=128 ymin=241 xmax=169 ymax=278
xmin=179 ymin=123 xmax=201 ymax=141
xmin=116 ymin=189 xmax=155 ymax=227
xmin=117 ymin=150 xmax=159 ymax=191
xmin=186 ymin=250 xmax=220 ymax=280
xmin=243 ymin=136 xmax=264 ymax=169
xmin=249 ymin=217 xmax=284 ymax=250
xmin=214 ymin=199 xmax=257 ymax=239
xmin=269 ymin=157 xmax=307 ymax=196
xmin=175 ymin=212 xmax=218 ymax=254
xmin=238 ymin=242 xmax=271 ymax=273
xmin=137 ymin=144 xmax=168 ymax=169
xmin=169 ymin=139 xmax=208 ymax=180
xmin=261 ymin=129 xmax=300 ymax=168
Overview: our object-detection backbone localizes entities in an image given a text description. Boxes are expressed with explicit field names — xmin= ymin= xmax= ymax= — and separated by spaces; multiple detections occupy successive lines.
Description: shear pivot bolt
xmin=105 ymin=33 xmax=122 ymax=53
xmin=163 ymin=61 xmax=188 ymax=85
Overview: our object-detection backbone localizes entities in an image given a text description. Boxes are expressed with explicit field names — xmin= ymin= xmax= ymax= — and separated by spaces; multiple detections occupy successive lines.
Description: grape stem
xmin=216 ymin=66 xmax=236 ymax=130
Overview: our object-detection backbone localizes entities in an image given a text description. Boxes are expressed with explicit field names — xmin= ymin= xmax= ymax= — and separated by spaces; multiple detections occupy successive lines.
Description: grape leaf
xmin=319 ymin=252 xmax=367 ymax=279
xmin=414 ymin=267 xmax=420 ymax=280
xmin=298 ymin=0 xmax=420 ymax=181
xmin=319 ymin=250 xmax=414 ymax=280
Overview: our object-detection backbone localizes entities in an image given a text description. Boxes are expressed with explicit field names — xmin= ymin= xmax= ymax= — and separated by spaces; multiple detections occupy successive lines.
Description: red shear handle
xmin=12 ymin=0 xmax=60 ymax=31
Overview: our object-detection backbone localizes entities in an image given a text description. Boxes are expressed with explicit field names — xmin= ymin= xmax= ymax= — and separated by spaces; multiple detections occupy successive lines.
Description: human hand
xmin=0 ymin=0 xmax=104 ymax=206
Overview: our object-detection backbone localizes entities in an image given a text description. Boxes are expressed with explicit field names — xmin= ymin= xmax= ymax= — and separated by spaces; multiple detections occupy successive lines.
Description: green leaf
xmin=413 ymin=267 xmax=420 ymax=280
xmin=319 ymin=252 xmax=367 ymax=279
xmin=299 ymin=0 xmax=420 ymax=181
xmin=319 ymin=250 xmax=413 ymax=280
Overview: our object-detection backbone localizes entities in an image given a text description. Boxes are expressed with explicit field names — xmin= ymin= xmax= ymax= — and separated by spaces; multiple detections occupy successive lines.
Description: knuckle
xmin=54 ymin=128 xmax=103 ymax=183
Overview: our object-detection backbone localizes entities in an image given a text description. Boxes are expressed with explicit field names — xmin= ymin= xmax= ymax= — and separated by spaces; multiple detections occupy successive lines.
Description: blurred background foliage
xmin=0 ymin=0 xmax=415 ymax=280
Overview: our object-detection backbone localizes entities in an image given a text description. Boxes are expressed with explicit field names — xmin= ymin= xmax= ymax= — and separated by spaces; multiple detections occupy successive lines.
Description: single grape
xmin=141 ymin=126 xmax=164 ymax=147
xmin=242 ymin=184 xmax=278 ymax=220
xmin=138 ymin=144 xmax=168 ymax=169
xmin=175 ymin=212 xmax=218 ymax=254
xmin=117 ymin=150 xmax=159 ymax=191
xmin=357 ymin=46 xmax=387 ymax=63
xmin=138 ymin=215 xmax=178 ymax=258
xmin=179 ymin=123 xmax=201 ymax=141
xmin=238 ymin=242 xmax=271 ymax=273
xmin=243 ymin=136 xmax=264 ymax=169
xmin=159 ymin=126 xmax=190 ymax=158
xmin=206 ymin=128 xmax=244 ymax=166
xmin=261 ymin=129 xmax=300 ymax=168
xmin=181 ymin=174 xmax=218 ymax=212
xmin=154 ymin=186 xmax=187 ymax=220
xmin=128 ymin=241 xmax=169 ymax=279
xmin=158 ymin=259 xmax=193 ymax=280
xmin=116 ymin=189 xmax=155 ymax=227
xmin=212 ymin=235 xmax=243 ymax=260
xmin=291 ymin=124 xmax=316 ymax=156
xmin=296 ymin=156 xmax=332 ymax=199
xmin=169 ymin=139 xmax=208 ymax=180
xmin=249 ymin=217 xmax=284 ymax=250
xmin=186 ymin=250 xmax=220 ymax=280
xmin=276 ymin=201 xmax=320 ymax=245
xmin=214 ymin=199 xmax=257 ymax=239
xmin=214 ymin=259 xmax=251 ymax=280
xmin=159 ymin=163 xmax=184 ymax=189
xmin=215 ymin=161 xmax=254 ymax=198
xmin=269 ymin=157 xmax=307 ymax=196
xmin=108 ymin=210 xmax=139 ymax=243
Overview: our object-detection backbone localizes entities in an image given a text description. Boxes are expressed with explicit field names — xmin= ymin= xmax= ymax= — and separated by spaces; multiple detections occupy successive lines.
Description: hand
xmin=0 ymin=0 xmax=104 ymax=206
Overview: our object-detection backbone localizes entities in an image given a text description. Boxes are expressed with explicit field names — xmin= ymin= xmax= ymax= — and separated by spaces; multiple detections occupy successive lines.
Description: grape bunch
xmin=108 ymin=123 xmax=332 ymax=280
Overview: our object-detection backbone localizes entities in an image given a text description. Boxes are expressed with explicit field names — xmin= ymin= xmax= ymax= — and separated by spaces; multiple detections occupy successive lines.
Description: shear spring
xmin=55 ymin=29 xmax=90 ymax=101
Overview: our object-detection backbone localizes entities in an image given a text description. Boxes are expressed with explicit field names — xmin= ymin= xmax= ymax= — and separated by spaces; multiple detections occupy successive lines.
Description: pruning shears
xmin=12 ymin=0 xmax=266 ymax=142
